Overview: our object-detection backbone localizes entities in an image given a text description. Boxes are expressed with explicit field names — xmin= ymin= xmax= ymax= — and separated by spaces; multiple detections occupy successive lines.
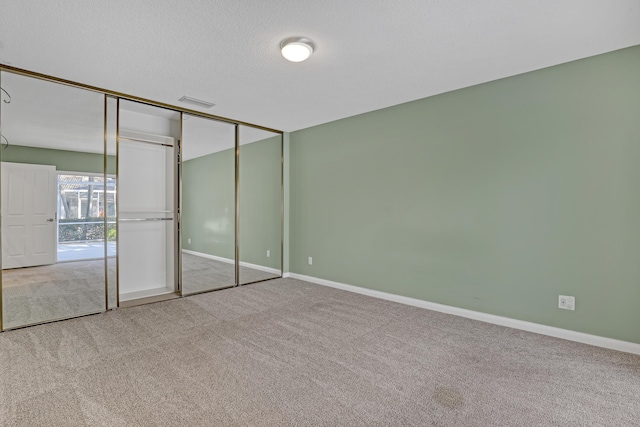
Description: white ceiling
xmin=0 ymin=0 xmax=639 ymax=134
xmin=0 ymin=71 xmax=105 ymax=153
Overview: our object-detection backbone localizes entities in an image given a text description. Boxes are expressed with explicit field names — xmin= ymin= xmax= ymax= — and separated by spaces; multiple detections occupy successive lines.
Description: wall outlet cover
xmin=558 ymin=295 xmax=575 ymax=311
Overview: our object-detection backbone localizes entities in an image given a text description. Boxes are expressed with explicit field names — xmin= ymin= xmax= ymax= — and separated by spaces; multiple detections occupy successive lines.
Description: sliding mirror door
xmin=181 ymin=115 xmax=236 ymax=294
xmin=0 ymin=71 xmax=107 ymax=329
xmin=117 ymin=100 xmax=178 ymax=303
xmin=238 ymin=126 xmax=282 ymax=285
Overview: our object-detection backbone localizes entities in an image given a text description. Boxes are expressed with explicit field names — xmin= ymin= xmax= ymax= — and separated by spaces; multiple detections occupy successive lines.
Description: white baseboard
xmin=286 ymin=273 xmax=640 ymax=356
xmin=183 ymin=249 xmax=234 ymax=265
xmin=182 ymin=249 xmax=280 ymax=275
xmin=120 ymin=285 xmax=174 ymax=302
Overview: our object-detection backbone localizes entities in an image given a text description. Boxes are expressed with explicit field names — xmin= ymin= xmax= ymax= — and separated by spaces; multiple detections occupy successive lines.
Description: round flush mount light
xmin=280 ymin=37 xmax=315 ymax=62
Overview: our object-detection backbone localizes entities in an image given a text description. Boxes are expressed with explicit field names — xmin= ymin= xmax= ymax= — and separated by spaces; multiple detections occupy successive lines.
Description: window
xmin=57 ymin=173 xmax=116 ymax=244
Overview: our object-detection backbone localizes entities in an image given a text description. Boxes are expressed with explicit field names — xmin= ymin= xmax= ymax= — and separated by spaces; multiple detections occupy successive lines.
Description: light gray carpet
xmin=1 ymin=259 xmax=111 ymax=329
xmin=0 ymin=278 xmax=638 ymax=426
xmin=2 ymin=255 xmax=276 ymax=329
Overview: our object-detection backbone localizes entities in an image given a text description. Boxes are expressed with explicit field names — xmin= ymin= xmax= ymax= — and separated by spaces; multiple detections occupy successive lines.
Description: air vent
xmin=178 ymin=96 xmax=215 ymax=109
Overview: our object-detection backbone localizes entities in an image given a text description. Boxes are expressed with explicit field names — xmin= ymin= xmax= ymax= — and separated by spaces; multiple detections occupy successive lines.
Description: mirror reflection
xmin=238 ymin=126 xmax=282 ymax=284
xmin=1 ymin=71 xmax=107 ymax=329
xmin=0 ymin=71 xmax=284 ymax=329
xmin=181 ymin=115 xmax=236 ymax=294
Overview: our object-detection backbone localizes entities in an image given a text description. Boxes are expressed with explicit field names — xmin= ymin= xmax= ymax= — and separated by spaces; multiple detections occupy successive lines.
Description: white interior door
xmin=1 ymin=162 xmax=57 ymax=269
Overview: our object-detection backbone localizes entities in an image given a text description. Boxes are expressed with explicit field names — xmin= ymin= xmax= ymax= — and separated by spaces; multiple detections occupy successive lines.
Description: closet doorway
xmin=116 ymin=101 xmax=179 ymax=304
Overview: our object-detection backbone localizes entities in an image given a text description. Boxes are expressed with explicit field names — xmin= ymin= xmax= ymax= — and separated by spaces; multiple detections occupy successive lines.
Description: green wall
xmin=289 ymin=46 xmax=640 ymax=344
xmin=182 ymin=148 xmax=235 ymax=259
xmin=239 ymin=136 xmax=281 ymax=270
xmin=182 ymin=137 xmax=281 ymax=270
xmin=1 ymin=145 xmax=113 ymax=174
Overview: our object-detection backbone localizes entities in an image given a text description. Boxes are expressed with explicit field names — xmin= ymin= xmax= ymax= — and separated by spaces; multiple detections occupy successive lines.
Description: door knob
xmin=46 ymin=218 xmax=55 ymax=222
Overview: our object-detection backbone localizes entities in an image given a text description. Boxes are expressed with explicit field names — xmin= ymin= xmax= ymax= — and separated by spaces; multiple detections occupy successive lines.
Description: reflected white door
xmin=1 ymin=162 xmax=57 ymax=269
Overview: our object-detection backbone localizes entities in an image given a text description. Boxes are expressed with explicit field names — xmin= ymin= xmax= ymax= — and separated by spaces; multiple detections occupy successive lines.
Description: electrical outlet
xmin=308 ymin=256 xmax=313 ymax=265
xmin=266 ymin=250 xmax=270 ymax=258
xmin=558 ymin=295 xmax=575 ymax=311
xmin=188 ymin=238 xmax=191 ymax=244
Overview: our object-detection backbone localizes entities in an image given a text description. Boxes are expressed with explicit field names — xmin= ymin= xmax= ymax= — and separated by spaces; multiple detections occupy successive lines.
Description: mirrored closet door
xmin=238 ymin=126 xmax=282 ymax=285
xmin=0 ymin=66 xmax=284 ymax=330
xmin=180 ymin=115 xmax=236 ymax=295
xmin=0 ymin=71 xmax=107 ymax=329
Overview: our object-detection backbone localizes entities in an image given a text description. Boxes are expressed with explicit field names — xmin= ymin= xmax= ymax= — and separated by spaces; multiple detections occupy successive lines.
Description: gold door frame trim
xmin=234 ymin=124 xmax=240 ymax=286
xmin=115 ymin=98 xmax=121 ymax=308
xmin=103 ymin=95 xmax=109 ymax=310
xmin=177 ymin=112 xmax=183 ymax=295
xmin=280 ymin=133 xmax=284 ymax=277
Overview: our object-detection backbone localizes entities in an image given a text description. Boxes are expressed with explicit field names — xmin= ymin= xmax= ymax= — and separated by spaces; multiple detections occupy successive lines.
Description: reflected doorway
xmin=57 ymin=173 xmax=116 ymax=262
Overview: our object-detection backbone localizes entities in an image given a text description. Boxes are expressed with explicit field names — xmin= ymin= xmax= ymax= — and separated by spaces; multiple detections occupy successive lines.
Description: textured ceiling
xmin=1 ymin=0 xmax=639 ymax=132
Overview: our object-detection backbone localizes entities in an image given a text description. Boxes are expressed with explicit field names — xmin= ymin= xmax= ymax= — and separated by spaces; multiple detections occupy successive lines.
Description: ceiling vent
xmin=178 ymin=96 xmax=215 ymax=109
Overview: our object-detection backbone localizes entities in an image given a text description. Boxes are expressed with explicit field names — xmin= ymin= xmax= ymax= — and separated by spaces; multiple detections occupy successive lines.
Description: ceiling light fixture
xmin=178 ymin=96 xmax=215 ymax=109
xmin=280 ymin=37 xmax=314 ymax=62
